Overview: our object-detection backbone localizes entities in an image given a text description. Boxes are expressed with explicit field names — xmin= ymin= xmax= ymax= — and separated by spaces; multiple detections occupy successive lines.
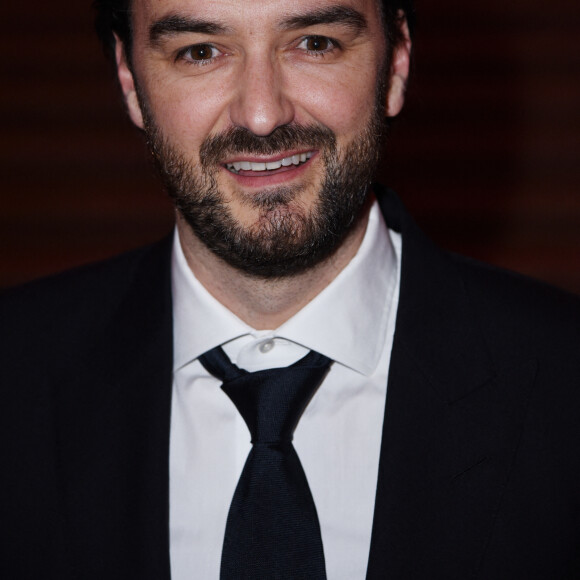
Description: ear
xmin=385 ymin=15 xmax=412 ymax=118
xmin=115 ymin=35 xmax=145 ymax=129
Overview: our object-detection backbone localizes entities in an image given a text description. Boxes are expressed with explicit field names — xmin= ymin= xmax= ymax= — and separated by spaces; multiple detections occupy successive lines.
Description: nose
xmin=229 ymin=53 xmax=295 ymax=136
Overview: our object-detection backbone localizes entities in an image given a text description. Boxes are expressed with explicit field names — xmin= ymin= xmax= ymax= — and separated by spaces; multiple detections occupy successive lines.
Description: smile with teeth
xmin=225 ymin=152 xmax=313 ymax=174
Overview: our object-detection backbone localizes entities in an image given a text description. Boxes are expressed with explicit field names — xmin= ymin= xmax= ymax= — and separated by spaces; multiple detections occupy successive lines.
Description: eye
xmin=178 ymin=43 xmax=221 ymax=64
xmin=297 ymin=35 xmax=336 ymax=55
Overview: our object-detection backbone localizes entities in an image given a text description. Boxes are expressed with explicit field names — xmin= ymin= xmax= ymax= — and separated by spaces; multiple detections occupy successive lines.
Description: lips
xmin=225 ymin=151 xmax=314 ymax=175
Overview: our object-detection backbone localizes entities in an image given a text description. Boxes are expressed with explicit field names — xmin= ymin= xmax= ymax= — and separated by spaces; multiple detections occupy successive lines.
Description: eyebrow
xmin=149 ymin=14 xmax=230 ymax=47
xmin=148 ymin=5 xmax=368 ymax=48
xmin=279 ymin=6 xmax=368 ymax=33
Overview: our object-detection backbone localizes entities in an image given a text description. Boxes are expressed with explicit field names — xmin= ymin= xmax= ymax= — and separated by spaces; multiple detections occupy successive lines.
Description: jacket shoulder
xmin=452 ymin=252 xmax=580 ymax=361
xmin=0 ymin=237 xmax=173 ymax=366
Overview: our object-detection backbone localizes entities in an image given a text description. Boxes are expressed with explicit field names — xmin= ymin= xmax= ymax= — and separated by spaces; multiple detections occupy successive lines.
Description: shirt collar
xmin=276 ymin=200 xmax=398 ymax=375
xmin=172 ymin=199 xmax=399 ymax=376
xmin=172 ymin=233 xmax=253 ymax=371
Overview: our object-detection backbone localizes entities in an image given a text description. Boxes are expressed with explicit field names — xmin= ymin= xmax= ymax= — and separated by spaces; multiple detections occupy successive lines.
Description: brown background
xmin=2 ymin=1 xmax=579 ymax=292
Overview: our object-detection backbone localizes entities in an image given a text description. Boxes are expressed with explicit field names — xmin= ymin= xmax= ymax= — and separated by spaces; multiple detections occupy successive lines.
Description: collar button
xmin=259 ymin=339 xmax=275 ymax=354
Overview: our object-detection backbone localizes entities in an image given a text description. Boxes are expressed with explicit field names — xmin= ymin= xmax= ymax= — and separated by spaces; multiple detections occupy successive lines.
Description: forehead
xmin=131 ymin=0 xmax=384 ymax=36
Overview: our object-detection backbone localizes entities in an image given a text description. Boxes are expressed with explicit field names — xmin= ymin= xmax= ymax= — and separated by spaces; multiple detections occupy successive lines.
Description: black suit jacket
xmin=2 ymin=187 xmax=580 ymax=579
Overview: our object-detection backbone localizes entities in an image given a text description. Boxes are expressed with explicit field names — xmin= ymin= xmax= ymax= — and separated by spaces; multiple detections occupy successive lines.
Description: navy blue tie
xmin=198 ymin=345 xmax=332 ymax=579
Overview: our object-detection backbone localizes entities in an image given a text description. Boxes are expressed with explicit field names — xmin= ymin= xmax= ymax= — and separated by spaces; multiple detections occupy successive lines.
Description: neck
xmin=176 ymin=200 xmax=372 ymax=330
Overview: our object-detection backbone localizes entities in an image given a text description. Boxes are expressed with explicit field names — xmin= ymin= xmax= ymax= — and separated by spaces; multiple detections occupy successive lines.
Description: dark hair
xmin=93 ymin=0 xmax=415 ymax=65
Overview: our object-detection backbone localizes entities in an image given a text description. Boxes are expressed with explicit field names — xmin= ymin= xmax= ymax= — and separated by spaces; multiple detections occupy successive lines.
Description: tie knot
xmin=199 ymin=346 xmax=332 ymax=444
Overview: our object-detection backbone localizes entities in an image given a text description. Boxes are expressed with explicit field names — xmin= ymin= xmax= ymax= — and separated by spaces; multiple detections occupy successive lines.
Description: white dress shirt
xmin=169 ymin=200 xmax=402 ymax=579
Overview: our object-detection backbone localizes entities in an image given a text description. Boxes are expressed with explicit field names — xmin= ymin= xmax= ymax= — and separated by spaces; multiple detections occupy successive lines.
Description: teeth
xmin=226 ymin=151 xmax=313 ymax=174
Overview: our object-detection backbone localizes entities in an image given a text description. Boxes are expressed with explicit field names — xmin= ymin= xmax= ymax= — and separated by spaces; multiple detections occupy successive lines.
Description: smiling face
xmin=117 ymin=0 xmax=409 ymax=278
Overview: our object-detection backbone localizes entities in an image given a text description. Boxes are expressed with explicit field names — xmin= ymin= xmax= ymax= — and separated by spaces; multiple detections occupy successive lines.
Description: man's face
xmin=118 ymin=0 xmax=408 ymax=278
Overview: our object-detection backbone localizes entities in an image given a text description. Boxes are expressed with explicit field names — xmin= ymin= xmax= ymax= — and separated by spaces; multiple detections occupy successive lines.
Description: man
xmin=1 ymin=0 xmax=579 ymax=578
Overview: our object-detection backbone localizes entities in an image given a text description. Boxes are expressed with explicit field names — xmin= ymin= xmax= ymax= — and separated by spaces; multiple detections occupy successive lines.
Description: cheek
xmin=289 ymin=65 xmax=380 ymax=139
xmin=143 ymin=74 xmax=234 ymax=154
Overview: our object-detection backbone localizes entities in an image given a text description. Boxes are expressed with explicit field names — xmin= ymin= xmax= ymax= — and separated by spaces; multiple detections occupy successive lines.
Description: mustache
xmin=199 ymin=124 xmax=337 ymax=167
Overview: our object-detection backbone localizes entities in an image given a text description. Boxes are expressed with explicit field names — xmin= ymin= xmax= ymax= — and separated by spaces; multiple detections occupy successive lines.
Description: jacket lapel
xmin=54 ymin=238 xmax=174 ymax=580
xmin=367 ymin=189 xmax=537 ymax=578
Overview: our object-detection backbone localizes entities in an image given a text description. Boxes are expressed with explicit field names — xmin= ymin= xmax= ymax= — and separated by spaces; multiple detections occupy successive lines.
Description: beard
xmin=141 ymin=96 xmax=386 ymax=279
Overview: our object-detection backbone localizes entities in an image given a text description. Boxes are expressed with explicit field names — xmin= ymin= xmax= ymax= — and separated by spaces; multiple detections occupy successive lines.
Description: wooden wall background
xmin=2 ymin=1 xmax=579 ymax=292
